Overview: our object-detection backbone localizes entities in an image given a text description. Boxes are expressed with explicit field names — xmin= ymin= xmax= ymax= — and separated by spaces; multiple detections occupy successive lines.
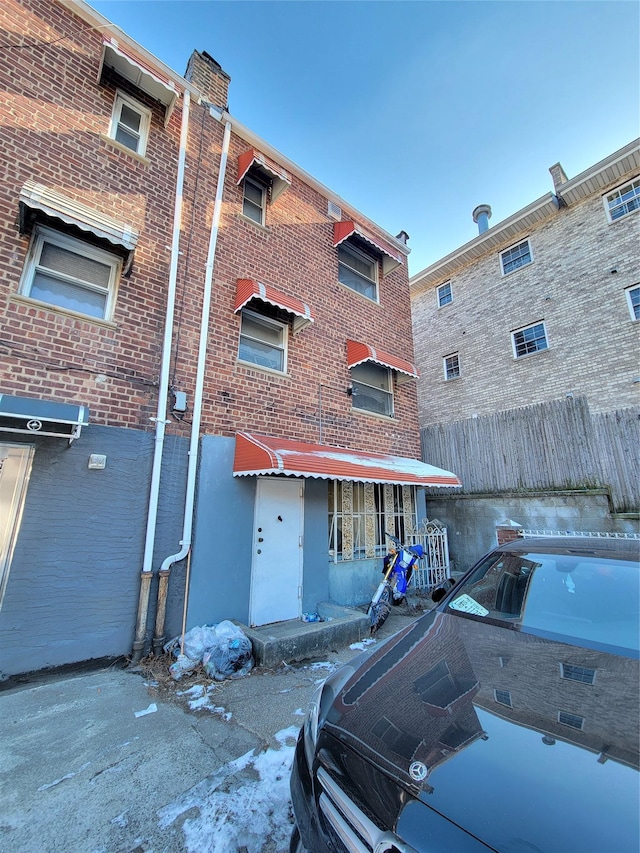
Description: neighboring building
xmin=410 ymin=141 xmax=640 ymax=570
xmin=0 ymin=0 xmax=459 ymax=677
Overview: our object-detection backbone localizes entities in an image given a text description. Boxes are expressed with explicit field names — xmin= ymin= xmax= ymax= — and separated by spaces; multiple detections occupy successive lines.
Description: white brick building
xmin=410 ymin=140 xmax=639 ymax=426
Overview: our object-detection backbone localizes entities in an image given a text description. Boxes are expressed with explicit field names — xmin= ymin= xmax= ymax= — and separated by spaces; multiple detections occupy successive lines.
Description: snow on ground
xmin=177 ymin=684 xmax=232 ymax=719
xmin=158 ymin=727 xmax=300 ymax=853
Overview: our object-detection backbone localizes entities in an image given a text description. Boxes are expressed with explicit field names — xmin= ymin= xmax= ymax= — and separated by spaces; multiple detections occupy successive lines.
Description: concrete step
xmin=238 ymin=602 xmax=370 ymax=669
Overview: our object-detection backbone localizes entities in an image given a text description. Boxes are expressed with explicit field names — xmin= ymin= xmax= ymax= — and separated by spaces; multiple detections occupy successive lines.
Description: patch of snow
xmin=134 ymin=703 xmax=157 ymax=718
xmin=349 ymin=638 xmax=377 ymax=651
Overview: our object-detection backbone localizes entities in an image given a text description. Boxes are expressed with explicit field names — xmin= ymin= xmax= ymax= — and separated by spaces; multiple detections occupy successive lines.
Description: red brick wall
xmin=1 ymin=0 xmax=421 ymax=460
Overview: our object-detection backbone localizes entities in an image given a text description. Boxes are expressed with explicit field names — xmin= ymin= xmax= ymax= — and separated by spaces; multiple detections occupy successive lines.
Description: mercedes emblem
xmin=408 ymin=761 xmax=429 ymax=782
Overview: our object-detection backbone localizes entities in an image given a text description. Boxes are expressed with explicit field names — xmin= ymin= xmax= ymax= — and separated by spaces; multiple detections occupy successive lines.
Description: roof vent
xmin=327 ymin=200 xmax=342 ymax=220
xmin=472 ymin=204 xmax=492 ymax=235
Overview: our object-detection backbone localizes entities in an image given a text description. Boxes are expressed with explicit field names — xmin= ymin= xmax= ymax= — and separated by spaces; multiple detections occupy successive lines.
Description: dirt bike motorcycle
xmin=367 ymin=533 xmax=424 ymax=634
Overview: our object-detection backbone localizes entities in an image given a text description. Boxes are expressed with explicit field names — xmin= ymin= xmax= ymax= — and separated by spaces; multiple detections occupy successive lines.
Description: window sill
xmin=10 ymin=294 xmax=117 ymax=328
xmin=239 ymin=213 xmax=271 ymax=234
xmin=99 ymin=134 xmax=150 ymax=166
xmin=337 ymin=280 xmax=379 ymax=305
xmin=351 ymin=407 xmax=395 ymax=422
xmin=236 ymin=359 xmax=290 ymax=379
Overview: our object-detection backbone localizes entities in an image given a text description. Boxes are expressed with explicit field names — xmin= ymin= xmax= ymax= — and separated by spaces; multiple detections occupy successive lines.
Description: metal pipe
xmin=131 ymin=90 xmax=191 ymax=663
xmin=151 ymin=116 xmax=232 ymax=652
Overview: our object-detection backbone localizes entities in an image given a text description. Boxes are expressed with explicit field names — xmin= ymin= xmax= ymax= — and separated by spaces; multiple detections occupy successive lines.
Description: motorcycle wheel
xmin=369 ymin=583 xmax=392 ymax=634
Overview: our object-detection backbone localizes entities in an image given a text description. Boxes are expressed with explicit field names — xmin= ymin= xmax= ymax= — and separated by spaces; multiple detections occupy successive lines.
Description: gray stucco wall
xmin=0 ymin=425 xmax=157 ymax=678
xmin=425 ymin=490 xmax=639 ymax=577
xmin=301 ymin=477 xmax=330 ymax=612
xmin=188 ymin=436 xmax=255 ymax=628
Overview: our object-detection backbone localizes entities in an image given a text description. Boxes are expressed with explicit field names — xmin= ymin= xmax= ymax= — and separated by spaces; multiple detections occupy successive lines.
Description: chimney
xmin=395 ymin=230 xmax=410 ymax=245
xmin=549 ymin=162 xmax=568 ymax=193
xmin=185 ymin=50 xmax=231 ymax=111
xmin=472 ymin=204 xmax=492 ymax=235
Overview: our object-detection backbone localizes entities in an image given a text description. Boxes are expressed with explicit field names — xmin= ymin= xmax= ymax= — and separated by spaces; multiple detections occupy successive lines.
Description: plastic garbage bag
xmin=166 ymin=621 xmax=254 ymax=681
xmin=169 ymin=653 xmax=197 ymax=680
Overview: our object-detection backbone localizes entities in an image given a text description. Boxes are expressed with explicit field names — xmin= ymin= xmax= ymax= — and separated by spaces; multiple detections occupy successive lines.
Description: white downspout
xmin=151 ymin=115 xmax=232 ymax=653
xmin=131 ymin=90 xmax=191 ymax=663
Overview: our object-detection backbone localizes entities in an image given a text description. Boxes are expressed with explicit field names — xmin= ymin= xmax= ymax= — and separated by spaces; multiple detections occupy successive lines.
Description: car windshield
xmin=444 ymin=549 xmax=639 ymax=653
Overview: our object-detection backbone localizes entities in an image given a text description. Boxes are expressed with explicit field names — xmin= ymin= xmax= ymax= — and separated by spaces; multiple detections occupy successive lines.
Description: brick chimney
xmin=549 ymin=162 xmax=568 ymax=193
xmin=185 ymin=50 xmax=231 ymax=110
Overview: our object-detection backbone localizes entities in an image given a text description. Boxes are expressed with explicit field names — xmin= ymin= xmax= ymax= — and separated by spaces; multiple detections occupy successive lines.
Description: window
xmin=20 ymin=225 xmax=120 ymax=320
xmin=558 ymin=711 xmax=584 ymax=730
xmin=437 ymin=281 xmax=452 ymax=307
xmin=494 ymin=689 xmax=512 ymax=707
xmin=243 ymin=176 xmax=267 ymax=225
xmin=501 ymin=239 xmax=532 ymax=275
xmin=561 ymin=664 xmax=596 ymax=685
xmin=443 ymin=353 xmax=460 ymax=380
xmin=626 ymin=285 xmax=640 ymax=320
xmin=512 ymin=322 xmax=548 ymax=358
xmin=351 ymin=362 xmax=393 ymax=416
xmin=338 ymin=243 xmax=378 ymax=301
xmin=238 ymin=309 xmax=287 ymax=372
xmin=605 ymin=178 xmax=640 ymax=222
xmin=109 ymin=91 xmax=151 ymax=156
xmin=328 ymin=481 xmax=417 ymax=561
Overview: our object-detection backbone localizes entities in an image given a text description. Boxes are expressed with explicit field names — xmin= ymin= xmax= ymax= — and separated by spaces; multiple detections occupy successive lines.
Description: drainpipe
xmin=131 ymin=90 xmax=191 ymax=664
xmin=152 ymin=114 xmax=232 ymax=654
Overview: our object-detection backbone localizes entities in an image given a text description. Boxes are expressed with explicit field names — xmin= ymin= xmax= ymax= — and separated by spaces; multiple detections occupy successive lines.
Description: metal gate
xmin=406 ymin=518 xmax=450 ymax=590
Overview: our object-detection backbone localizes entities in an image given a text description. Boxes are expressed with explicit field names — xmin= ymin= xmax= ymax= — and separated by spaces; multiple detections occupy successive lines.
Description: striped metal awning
xmin=347 ymin=340 xmax=418 ymax=383
xmin=234 ymin=279 xmax=314 ymax=333
xmin=333 ymin=221 xmax=404 ymax=276
xmin=233 ymin=432 xmax=461 ymax=487
xmin=237 ymin=149 xmax=291 ymax=202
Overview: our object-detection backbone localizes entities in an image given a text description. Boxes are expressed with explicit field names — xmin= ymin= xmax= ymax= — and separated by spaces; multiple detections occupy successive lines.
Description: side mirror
xmin=431 ymin=578 xmax=456 ymax=603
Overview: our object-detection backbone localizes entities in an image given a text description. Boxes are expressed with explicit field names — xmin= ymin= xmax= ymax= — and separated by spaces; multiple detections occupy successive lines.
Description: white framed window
xmin=19 ymin=225 xmax=121 ymax=320
xmin=501 ymin=239 xmax=532 ymax=275
xmin=558 ymin=710 xmax=584 ymax=730
xmin=338 ymin=242 xmax=378 ymax=301
xmin=328 ymin=481 xmax=417 ymax=562
xmin=625 ymin=285 xmax=640 ymax=320
xmin=243 ymin=176 xmax=267 ymax=225
xmin=512 ymin=321 xmax=548 ymax=358
xmin=351 ymin=362 xmax=393 ymax=416
xmin=238 ymin=308 xmax=287 ymax=373
xmin=437 ymin=281 xmax=452 ymax=307
xmin=494 ymin=689 xmax=512 ymax=707
xmin=443 ymin=353 xmax=460 ymax=380
xmin=560 ymin=664 xmax=596 ymax=685
xmin=109 ymin=91 xmax=151 ymax=156
xmin=604 ymin=178 xmax=640 ymax=222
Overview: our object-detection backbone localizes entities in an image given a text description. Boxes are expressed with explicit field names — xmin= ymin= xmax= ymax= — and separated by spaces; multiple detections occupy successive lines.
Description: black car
xmin=290 ymin=537 xmax=640 ymax=853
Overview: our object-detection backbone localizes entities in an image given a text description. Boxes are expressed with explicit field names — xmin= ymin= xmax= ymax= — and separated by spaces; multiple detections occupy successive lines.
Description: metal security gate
xmin=406 ymin=518 xmax=451 ymax=590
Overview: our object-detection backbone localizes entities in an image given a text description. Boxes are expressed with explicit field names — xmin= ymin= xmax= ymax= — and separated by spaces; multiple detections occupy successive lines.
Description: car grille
xmin=317 ymin=767 xmax=417 ymax=853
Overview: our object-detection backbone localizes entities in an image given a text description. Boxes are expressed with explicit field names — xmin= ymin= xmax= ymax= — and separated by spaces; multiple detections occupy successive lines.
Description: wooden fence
xmin=420 ymin=397 xmax=640 ymax=513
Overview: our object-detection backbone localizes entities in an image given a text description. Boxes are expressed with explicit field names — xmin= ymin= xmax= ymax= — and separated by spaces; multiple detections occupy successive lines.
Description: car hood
xmin=321 ymin=611 xmax=639 ymax=853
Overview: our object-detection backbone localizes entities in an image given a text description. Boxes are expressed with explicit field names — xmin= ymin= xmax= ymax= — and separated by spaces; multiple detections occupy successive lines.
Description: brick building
xmin=0 ymin=0 xmax=459 ymax=676
xmin=410 ymin=141 xmax=639 ymax=569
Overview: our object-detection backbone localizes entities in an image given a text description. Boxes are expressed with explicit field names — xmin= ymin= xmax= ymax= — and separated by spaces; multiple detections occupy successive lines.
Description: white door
xmin=250 ymin=477 xmax=303 ymax=627
xmin=0 ymin=443 xmax=34 ymax=610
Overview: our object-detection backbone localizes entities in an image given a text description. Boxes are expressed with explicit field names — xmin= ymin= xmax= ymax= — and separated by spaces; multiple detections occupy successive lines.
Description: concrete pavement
xmin=0 ymin=607 xmax=421 ymax=853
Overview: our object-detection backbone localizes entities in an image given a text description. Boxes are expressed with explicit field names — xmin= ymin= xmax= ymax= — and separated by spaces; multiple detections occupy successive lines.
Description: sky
xmin=89 ymin=0 xmax=640 ymax=276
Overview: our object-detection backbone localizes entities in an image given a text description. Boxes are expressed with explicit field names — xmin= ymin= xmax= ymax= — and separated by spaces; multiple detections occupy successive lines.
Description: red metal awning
xmin=347 ymin=339 xmax=418 ymax=383
xmin=233 ymin=432 xmax=461 ymax=487
xmin=333 ymin=221 xmax=404 ymax=276
xmin=234 ymin=279 xmax=314 ymax=333
xmin=237 ymin=149 xmax=291 ymax=202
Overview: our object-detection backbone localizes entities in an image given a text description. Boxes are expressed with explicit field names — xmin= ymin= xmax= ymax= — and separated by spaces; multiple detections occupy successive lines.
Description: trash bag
xmin=203 ymin=634 xmax=254 ymax=681
xmin=166 ymin=621 xmax=254 ymax=681
xmin=169 ymin=653 xmax=197 ymax=680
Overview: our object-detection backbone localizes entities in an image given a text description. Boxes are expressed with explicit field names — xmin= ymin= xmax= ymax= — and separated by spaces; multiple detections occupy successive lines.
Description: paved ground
xmin=0 ymin=607 xmax=422 ymax=853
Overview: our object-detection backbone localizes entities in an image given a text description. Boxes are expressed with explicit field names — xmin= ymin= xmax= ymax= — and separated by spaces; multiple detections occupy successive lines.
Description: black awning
xmin=0 ymin=395 xmax=89 ymax=443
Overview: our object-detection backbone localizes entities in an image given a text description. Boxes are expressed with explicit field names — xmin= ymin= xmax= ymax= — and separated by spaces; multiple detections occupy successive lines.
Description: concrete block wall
xmin=411 ymin=169 xmax=640 ymax=426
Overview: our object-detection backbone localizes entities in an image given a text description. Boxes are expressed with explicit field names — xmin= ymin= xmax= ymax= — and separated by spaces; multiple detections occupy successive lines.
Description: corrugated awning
xmin=0 ymin=394 xmax=89 ymax=444
xmin=237 ymin=149 xmax=291 ymax=202
xmin=234 ymin=279 xmax=314 ymax=333
xmin=233 ymin=432 xmax=461 ymax=487
xmin=347 ymin=339 xmax=418 ymax=383
xmin=99 ymin=39 xmax=179 ymax=125
xmin=334 ymin=221 xmax=404 ymax=276
xmin=19 ymin=181 xmax=139 ymax=269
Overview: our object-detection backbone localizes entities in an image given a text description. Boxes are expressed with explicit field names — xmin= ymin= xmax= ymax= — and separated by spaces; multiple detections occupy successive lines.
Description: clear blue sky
xmin=90 ymin=0 xmax=640 ymax=275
